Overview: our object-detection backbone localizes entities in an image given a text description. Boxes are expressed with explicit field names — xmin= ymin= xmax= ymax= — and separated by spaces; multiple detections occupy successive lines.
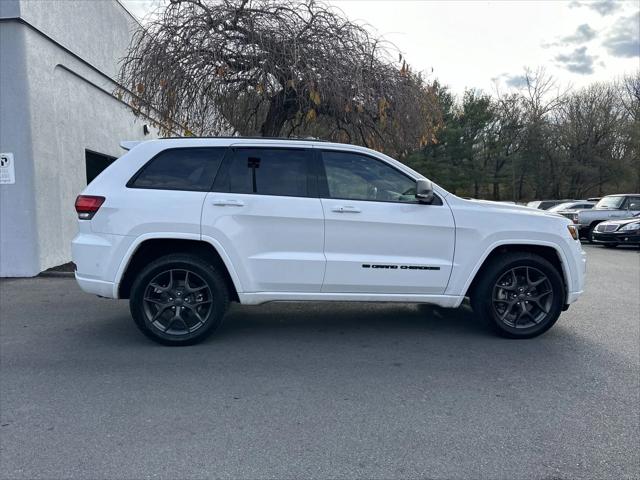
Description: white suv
xmin=72 ymin=138 xmax=586 ymax=345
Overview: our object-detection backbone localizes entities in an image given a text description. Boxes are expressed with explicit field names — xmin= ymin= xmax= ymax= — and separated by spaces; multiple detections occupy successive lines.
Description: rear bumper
xmin=592 ymin=232 xmax=640 ymax=245
xmin=74 ymin=273 xmax=116 ymax=297
xmin=72 ymin=228 xmax=133 ymax=299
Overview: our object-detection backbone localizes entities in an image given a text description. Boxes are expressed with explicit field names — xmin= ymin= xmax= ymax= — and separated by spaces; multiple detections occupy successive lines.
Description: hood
xmin=600 ymin=214 xmax=640 ymax=226
xmin=464 ymin=198 xmax=553 ymax=216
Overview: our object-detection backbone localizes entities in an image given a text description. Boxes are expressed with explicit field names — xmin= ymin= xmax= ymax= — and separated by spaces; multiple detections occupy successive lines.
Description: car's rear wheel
xmin=470 ymin=252 xmax=564 ymax=339
xmin=130 ymin=254 xmax=229 ymax=346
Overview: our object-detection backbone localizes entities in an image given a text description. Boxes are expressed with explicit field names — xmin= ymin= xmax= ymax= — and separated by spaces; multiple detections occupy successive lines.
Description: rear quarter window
xmin=128 ymin=147 xmax=226 ymax=191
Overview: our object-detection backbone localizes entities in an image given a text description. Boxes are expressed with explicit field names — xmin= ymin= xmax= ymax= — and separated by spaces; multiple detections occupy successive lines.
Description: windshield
xmin=595 ymin=196 xmax=625 ymax=209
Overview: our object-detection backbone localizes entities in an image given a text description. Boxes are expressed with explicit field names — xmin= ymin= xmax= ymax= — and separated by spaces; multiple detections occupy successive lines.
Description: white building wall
xmin=0 ymin=0 xmax=168 ymax=276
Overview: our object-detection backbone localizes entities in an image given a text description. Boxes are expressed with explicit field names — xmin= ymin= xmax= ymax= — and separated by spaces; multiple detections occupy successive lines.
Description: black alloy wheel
xmin=130 ymin=254 xmax=229 ymax=345
xmin=143 ymin=269 xmax=213 ymax=337
xmin=492 ymin=266 xmax=553 ymax=329
xmin=471 ymin=252 xmax=564 ymax=339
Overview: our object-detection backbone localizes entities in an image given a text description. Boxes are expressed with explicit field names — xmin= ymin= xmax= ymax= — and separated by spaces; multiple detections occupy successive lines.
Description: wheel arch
xmin=464 ymin=242 xmax=569 ymax=300
xmin=116 ymin=235 xmax=241 ymax=302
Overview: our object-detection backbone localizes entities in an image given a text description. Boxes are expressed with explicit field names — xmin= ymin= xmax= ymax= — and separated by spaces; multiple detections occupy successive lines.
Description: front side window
xmin=320 ymin=150 xmax=418 ymax=203
xmin=129 ymin=148 xmax=225 ymax=191
xmin=625 ymin=197 xmax=640 ymax=210
xmin=226 ymin=148 xmax=310 ymax=197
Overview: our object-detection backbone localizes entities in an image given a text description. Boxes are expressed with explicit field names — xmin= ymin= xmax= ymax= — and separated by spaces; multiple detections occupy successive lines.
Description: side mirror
xmin=416 ymin=179 xmax=434 ymax=204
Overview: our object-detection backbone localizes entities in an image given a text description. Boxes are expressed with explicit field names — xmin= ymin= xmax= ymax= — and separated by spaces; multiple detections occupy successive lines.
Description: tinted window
xmin=129 ymin=148 xmax=225 ymax=191
xmin=321 ymin=151 xmax=417 ymax=203
xmin=227 ymin=148 xmax=310 ymax=197
xmin=625 ymin=197 xmax=640 ymax=210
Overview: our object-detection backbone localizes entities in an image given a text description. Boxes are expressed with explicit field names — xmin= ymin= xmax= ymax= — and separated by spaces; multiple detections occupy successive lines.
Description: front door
xmin=201 ymin=147 xmax=325 ymax=293
xmin=318 ymin=149 xmax=455 ymax=295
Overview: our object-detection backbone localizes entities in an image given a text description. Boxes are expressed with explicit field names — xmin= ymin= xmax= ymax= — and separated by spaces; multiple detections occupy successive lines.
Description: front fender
xmin=449 ymin=238 xmax=573 ymax=302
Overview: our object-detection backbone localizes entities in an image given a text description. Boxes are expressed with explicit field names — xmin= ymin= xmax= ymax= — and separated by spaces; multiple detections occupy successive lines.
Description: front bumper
xmin=592 ymin=232 xmax=640 ymax=245
xmin=562 ymin=242 xmax=587 ymax=305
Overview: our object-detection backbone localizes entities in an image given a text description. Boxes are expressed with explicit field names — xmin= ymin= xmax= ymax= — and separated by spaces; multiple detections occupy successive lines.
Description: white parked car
xmin=73 ymin=138 xmax=586 ymax=345
xmin=547 ymin=201 xmax=595 ymax=213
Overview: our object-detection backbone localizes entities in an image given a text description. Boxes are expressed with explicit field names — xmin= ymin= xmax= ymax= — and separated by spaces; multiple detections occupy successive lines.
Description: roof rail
xmin=158 ymin=136 xmax=330 ymax=142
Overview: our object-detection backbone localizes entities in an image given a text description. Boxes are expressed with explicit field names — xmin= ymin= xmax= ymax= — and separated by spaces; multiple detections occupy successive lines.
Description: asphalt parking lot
xmin=1 ymin=245 xmax=638 ymax=480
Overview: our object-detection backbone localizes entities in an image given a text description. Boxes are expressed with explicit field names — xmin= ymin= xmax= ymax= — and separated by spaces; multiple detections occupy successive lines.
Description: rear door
xmin=318 ymin=149 xmax=455 ymax=295
xmin=201 ymin=147 xmax=325 ymax=293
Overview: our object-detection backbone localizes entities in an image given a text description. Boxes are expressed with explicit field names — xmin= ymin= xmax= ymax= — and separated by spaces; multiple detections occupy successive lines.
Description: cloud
xmin=569 ymin=0 xmax=622 ymax=16
xmin=504 ymin=75 xmax=528 ymax=88
xmin=563 ymin=24 xmax=598 ymax=43
xmin=602 ymin=11 xmax=640 ymax=58
xmin=492 ymin=73 xmax=528 ymax=89
xmin=542 ymin=23 xmax=597 ymax=49
xmin=555 ymin=46 xmax=597 ymax=74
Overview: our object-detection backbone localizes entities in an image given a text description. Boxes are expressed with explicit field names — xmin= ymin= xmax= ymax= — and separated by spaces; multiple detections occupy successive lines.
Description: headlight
xmin=571 ymin=214 xmax=579 ymax=223
xmin=620 ymin=222 xmax=640 ymax=232
xmin=567 ymin=224 xmax=579 ymax=240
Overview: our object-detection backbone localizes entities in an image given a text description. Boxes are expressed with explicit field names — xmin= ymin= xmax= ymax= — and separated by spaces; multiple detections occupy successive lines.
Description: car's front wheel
xmin=470 ymin=252 xmax=565 ymax=339
xmin=130 ymin=254 xmax=229 ymax=346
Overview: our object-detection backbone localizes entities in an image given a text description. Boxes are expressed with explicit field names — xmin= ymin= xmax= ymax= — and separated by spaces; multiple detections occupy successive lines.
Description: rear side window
xmin=129 ymin=148 xmax=225 ymax=191
xmin=226 ymin=148 xmax=310 ymax=197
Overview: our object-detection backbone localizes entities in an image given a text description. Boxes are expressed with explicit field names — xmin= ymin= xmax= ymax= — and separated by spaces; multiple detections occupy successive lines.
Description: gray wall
xmin=0 ymin=0 xmax=164 ymax=276
xmin=0 ymin=6 xmax=40 ymax=276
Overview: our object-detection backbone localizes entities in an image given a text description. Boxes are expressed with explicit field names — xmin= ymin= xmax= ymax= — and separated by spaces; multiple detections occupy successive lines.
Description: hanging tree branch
xmin=117 ymin=0 xmax=440 ymax=155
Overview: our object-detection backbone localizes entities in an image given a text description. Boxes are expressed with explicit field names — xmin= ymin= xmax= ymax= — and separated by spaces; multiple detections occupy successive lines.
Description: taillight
xmin=75 ymin=195 xmax=105 ymax=220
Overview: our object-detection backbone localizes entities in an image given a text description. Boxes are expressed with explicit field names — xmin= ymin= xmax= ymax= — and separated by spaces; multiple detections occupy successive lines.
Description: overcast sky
xmin=121 ymin=0 xmax=640 ymax=96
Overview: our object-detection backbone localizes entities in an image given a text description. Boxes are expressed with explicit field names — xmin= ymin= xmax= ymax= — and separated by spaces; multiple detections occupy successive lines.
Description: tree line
xmin=119 ymin=0 xmax=639 ymax=201
xmin=404 ymin=69 xmax=640 ymax=201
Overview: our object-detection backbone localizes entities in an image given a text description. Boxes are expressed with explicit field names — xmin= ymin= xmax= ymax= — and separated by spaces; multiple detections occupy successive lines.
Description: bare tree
xmin=516 ymin=68 xmax=568 ymax=199
xmin=118 ymin=0 xmax=440 ymax=155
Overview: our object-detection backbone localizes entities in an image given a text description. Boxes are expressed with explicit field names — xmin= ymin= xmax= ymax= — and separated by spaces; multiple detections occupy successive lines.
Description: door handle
xmin=332 ymin=205 xmax=361 ymax=213
xmin=212 ymin=199 xmax=245 ymax=207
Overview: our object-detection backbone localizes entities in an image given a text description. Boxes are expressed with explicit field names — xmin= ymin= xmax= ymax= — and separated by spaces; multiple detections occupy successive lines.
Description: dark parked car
xmin=568 ymin=194 xmax=640 ymax=242
xmin=592 ymin=213 xmax=640 ymax=247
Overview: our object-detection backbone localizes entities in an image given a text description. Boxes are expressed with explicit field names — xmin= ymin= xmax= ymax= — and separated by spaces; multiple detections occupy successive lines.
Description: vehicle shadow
xmin=213 ymin=300 xmax=490 ymax=343
xmin=76 ymin=300 xmax=491 ymax=350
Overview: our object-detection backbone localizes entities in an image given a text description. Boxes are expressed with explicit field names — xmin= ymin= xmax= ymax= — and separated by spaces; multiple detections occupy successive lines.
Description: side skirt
xmin=238 ymin=292 xmax=464 ymax=308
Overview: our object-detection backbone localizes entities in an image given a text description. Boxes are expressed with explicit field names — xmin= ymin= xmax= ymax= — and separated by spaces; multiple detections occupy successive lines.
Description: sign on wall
xmin=0 ymin=153 xmax=15 ymax=184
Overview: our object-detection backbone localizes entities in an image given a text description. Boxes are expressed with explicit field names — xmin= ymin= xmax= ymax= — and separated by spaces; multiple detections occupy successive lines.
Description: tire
xmin=129 ymin=253 xmax=229 ymax=346
xmin=470 ymin=252 xmax=565 ymax=339
xmin=586 ymin=223 xmax=598 ymax=243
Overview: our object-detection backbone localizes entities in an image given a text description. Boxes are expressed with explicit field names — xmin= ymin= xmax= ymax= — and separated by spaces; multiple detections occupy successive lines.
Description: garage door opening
xmin=85 ymin=150 xmax=117 ymax=184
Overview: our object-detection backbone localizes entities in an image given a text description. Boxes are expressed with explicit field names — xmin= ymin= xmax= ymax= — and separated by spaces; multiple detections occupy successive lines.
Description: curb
xmin=39 ymin=271 xmax=75 ymax=278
